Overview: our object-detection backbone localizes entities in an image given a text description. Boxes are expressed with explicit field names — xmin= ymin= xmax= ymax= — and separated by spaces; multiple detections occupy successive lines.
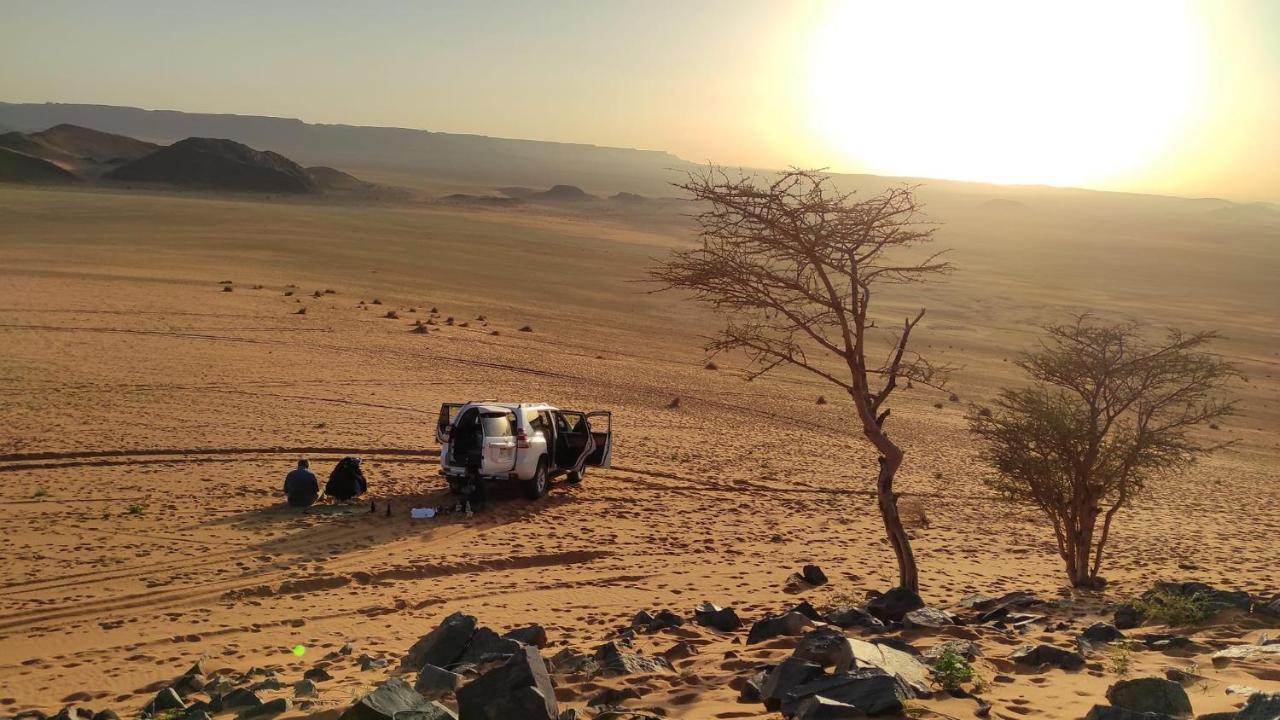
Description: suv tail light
xmin=516 ymin=429 xmax=529 ymax=449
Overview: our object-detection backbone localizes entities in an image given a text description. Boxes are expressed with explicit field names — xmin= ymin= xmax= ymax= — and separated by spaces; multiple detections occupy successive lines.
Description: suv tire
xmin=566 ymin=468 xmax=584 ymax=484
xmin=525 ymin=457 xmax=549 ymax=500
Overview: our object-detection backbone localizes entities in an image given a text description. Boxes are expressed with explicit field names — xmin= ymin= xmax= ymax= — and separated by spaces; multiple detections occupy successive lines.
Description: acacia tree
xmin=968 ymin=317 xmax=1236 ymax=588
xmin=651 ymin=168 xmax=951 ymax=593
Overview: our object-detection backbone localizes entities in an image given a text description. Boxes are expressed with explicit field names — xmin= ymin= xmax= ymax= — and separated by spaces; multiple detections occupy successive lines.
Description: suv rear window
xmin=480 ymin=411 xmax=515 ymax=437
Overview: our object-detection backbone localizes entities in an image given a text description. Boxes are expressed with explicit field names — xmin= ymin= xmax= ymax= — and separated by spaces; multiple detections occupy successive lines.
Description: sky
xmin=2 ymin=0 xmax=1278 ymax=201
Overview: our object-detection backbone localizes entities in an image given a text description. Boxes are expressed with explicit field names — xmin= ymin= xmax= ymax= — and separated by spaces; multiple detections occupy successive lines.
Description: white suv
xmin=435 ymin=401 xmax=613 ymax=499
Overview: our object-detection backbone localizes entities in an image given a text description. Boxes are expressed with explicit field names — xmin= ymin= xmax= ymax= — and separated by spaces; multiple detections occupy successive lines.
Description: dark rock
xmin=1106 ymin=677 xmax=1192 ymax=717
xmin=957 ymin=591 xmax=1041 ymax=613
xmin=794 ymin=627 xmax=851 ymax=667
xmin=739 ymin=668 xmax=769 ymax=703
xmin=646 ymin=610 xmax=684 ymax=633
xmin=630 ymin=610 xmax=654 ymax=628
xmin=146 ymin=688 xmax=187 ymax=714
xmin=503 ymin=625 xmax=548 ymax=649
xmin=1140 ymin=634 xmax=1194 ymax=651
xmin=663 ymin=642 xmax=698 ymax=661
xmin=903 ymin=607 xmax=953 ymax=629
xmin=836 ymin=638 xmax=931 ymax=696
xmin=220 ymin=690 xmax=262 ymax=710
xmin=825 ymin=606 xmax=885 ymax=632
xmin=693 ymin=603 xmax=741 ymax=632
xmin=802 ymin=565 xmax=829 ymax=586
xmin=924 ymin=640 xmax=982 ymax=661
xmin=1237 ymin=692 xmax=1280 ymax=720
xmin=293 ymin=680 xmax=318 ymax=698
xmin=791 ymin=695 xmax=864 ymax=719
xmin=548 ymin=648 xmax=599 ymax=676
xmin=1083 ymin=622 xmax=1126 ymax=644
xmin=249 ymin=678 xmax=283 ymax=692
xmin=760 ymin=657 xmax=827 ymax=711
xmin=238 ymin=699 xmax=290 ymax=719
xmin=92 ymin=712 xmax=119 ymax=720
xmin=1115 ymin=604 xmax=1147 ymax=630
xmin=414 ymin=664 xmax=462 ymax=699
xmin=304 ymin=667 xmax=333 ymax=682
xmin=747 ymin=611 xmax=813 ymax=644
xmin=340 ymin=643 xmax=355 ymax=655
xmin=789 ymin=600 xmax=823 ymax=621
xmin=460 ymin=626 xmax=523 ymax=665
xmin=1008 ymin=644 xmax=1086 ymax=671
xmin=171 ymin=673 xmax=205 ymax=697
xmin=1082 ymin=705 xmax=1177 ymax=720
xmin=593 ymin=641 xmax=672 ymax=676
xmin=185 ymin=660 xmax=210 ymax=677
xmin=1259 ymin=597 xmax=1280 ymax=618
xmin=865 ymin=587 xmax=924 ymax=623
xmin=359 ymin=654 xmax=388 ymax=671
xmin=456 ymin=644 xmax=558 ymax=720
xmin=403 ymin=612 xmax=477 ymax=670
xmin=339 ymin=677 xmax=453 ymax=720
xmin=1163 ymin=668 xmax=1207 ymax=686
xmin=587 ymin=687 xmax=642 ymax=707
xmin=1149 ymin=582 xmax=1252 ymax=613
xmin=780 ymin=670 xmax=909 ymax=717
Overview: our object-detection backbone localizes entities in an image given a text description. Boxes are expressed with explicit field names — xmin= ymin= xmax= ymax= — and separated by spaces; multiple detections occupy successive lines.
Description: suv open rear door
xmin=435 ymin=403 xmax=464 ymax=444
xmin=584 ymin=411 xmax=612 ymax=468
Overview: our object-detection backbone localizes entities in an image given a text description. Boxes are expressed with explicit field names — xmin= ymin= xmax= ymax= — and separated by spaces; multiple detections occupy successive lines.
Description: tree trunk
xmin=876 ymin=454 xmax=919 ymax=592
xmin=1066 ymin=514 xmax=1100 ymax=588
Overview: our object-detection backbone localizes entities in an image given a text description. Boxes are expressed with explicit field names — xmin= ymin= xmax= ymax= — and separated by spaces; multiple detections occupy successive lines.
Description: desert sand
xmin=1 ymin=184 xmax=1278 ymax=719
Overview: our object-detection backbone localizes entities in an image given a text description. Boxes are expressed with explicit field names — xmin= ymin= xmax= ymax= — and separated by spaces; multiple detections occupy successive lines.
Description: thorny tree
xmin=968 ymin=317 xmax=1236 ymax=588
xmin=651 ymin=168 xmax=952 ymax=592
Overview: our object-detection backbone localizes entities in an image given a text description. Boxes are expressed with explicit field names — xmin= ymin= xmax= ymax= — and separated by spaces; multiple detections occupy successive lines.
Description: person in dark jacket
xmin=283 ymin=459 xmax=319 ymax=508
xmin=326 ymin=456 xmax=367 ymax=502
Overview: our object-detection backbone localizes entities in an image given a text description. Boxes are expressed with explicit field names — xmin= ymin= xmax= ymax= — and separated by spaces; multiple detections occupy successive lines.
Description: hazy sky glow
xmin=2 ymin=0 xmax=1277 ymax=200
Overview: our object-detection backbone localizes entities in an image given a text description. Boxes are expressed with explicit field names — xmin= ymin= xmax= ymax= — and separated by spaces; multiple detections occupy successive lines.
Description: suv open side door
xmin=584 ymin=411 xmax=612 ymax=468
xmin=435 ymin=403 xmax=464 ymax=444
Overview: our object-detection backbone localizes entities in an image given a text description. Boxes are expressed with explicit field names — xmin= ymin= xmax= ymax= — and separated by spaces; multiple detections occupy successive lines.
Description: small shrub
xmin=127 ymin=503 xmax=145 ymax=515
xmin=931 ymin=648 xmax=977 ymax=692
xmin=33 ymin=487 xmax=48 ymax=498
xmin=384 ymin=311 xmax=399 ymax=319
xmin=1208 ymin=423 xmax=1219 ymax=430
xmin=949 ymin=393 xmax=959 ymax=402
xmin=221 ymin=286 xmax=233 ymax=292
xmin=977 ymin=406 xmax=993 ymax=418
xmin=314 ymin=422 xmax=327 ymax=428
xmin=704 ymin=361 xmax=718 ymax=370
xmin=490 ymin=330 xmax=500 ymax=336
xmin=1108 ymin=640 xmax=1134 ymax=677
xmin=518 ymin=325 xmax=533 ymax=332
xmin=816 ymin=396 xmax=827 ymax=405
xmin=1136 ymin=591 xmax=1214 ymax=626
xmin=371 ymin=298 xmax=383 ymax=305
xmin=294 ymin=307 xmax=307 ymax=315
xmin=932 ymin=402 xmax=944 ymax=409
xmin=667 ymin=397 xmax=681 ymax=409
xmin=284 ymin=291 xmax=294 ymax=297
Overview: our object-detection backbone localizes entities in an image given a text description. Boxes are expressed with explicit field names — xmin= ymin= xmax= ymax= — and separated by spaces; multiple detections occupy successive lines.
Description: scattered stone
xmin=1259 ymin=597 xmax=1280 ymax=618
xmin=1083 ymin=622 xmax=1127 ymax=644
xmin=403 ymin=612 xmax=477 ymax=669
xmin=92 ymin=711 xmax=118 ymax=720
xmin=339 ymin=677 xmax=454 ymax=720
xmin=460 ymin=626 xmax=523 ymax=665
xmin=747 ymin=611 xmax=813 ymax=644
xmin=693 ymin=603 xmax=741 ymax=632
xmin=293 ymin=680 xmax=318 ymax=698
xmin=802 ymin=565 xmax=828 ymax=586
xmin=760 ymin=657 xmax=827 ymax=711
xmin=794 ymin=627 xmax=851 ymax=667
xmin=248 ymin=678 xmax=283 ymax=692
xmin=340 ymin=643 xmax=355 ymax=655
xmin=825 ymin=606 xmax=885 ymax=632
xmin=1115 ymin=604 xmax=1146 ymax=630
xmin=865 ymin=587 xmax=925 ymax=623
xmin=303 ymin=667 xmax=332 ymax=682
xmin=1008 ymin=644 xmax=1086 ymax=671
xmin=593 ymin=641 xmax=672 ymax=676
xmin=836 ymin=638 xmax=931 ymax=696
xmin=1106 ymin=677 xmax=1192 ymax=717
xmin=414 ymin=665 xmax=462 ymax=699
xmin=903 ymin=607 xmax=954 ymax=629
xmin=1083 ymin=705 xmax=1178 ymax=720
xmin=1228 ymin=685 xmax=1262 ymax=696
xmin=788 ymin=600 xmax=824 ymax=621
xmin=171 ymin=673 xmax=205 ymax=696
xmin=1164 ymin=668 xmax=1209 ymax=686
xmin=1211 ymin=644 xmax=1280 ymax=664
xmin=238 ymin=699 xmax=290 ymax=719
xmin=663 ymin=642 xmax=698 ymax=661
xmin=220 ymin=689 xmax=262 ymax=710
xmin=1237 ymin=692 xmax=1280 ymax=720
xmin=504 ymin=625 xmax=549 ymax=649
xmin=1140 ymin=634 xmax=1195 ymax=652
xmin=146 ymin=688 xmax=187 ymax=714
xmin=456 ymin=644 xmax=558 ymax=720
xmin=924 ymin=640 xmax=982 ymax=661
xmin=779 ymin=669 xmax=909 ymax=717
xmin=359 ymin=654 xmax=388 ymax=671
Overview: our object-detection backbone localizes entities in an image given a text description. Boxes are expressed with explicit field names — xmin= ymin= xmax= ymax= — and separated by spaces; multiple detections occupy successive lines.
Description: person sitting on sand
xmin=283 ymin=459 xmax=320 ymax=508
xmin=325 ymin=456 xmax=367 ymax=502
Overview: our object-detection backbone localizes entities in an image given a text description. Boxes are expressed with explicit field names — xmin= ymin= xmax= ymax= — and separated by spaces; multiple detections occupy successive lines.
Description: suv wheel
xmin=525 ymin=458 xmax=549 ymax=500
xmin=566 ymin=468 xmax=584 ymax=484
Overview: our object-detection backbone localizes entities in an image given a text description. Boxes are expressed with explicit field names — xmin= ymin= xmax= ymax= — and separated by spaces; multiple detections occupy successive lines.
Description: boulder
xmin=1008 ymin=644 xmax=1086 ymax=671
xmin=865 ymin=588 xmax=924 ymax=623
xmin=902 ymin=607 xmax=953 ymax=629
xmin=836 ymin=638 xmax=931 ymax=696
xmin=146 ymin=688 xmax=187 ymax=714
xmin=780 ymin=670 xmax=909 ymax=717
xmin=359 ymin=654 xmax=389 ymax=671
xmin=795 ymin=627 xmax=852 ymax=667
xmin=220 ymin=690 xmax=262 ymax=710
xmin=1211 ymin=644 xmax=1280 ymax=664
xmin=404 ymin=612 xmax=477 ymax=670
xmin=663 ymin=641 xmax=698 ymax=661
xmin=760 ymin=657 xmax=827 ymax=711
xmin=547 ymin=648 xmax=599 ymax=677
xmin=171 ymin=673 xmax=205 ymax=697
xmin=339 ymin=677 xmax=454 ymax=720
xmin=1083 ymin=622 xmax=1126 ymax=644
xmin=1083 ymin=705 xmax=1177 ymax=720
xmin=456 ymin=645 xmax=558 ymax=720
xmin=593 ymin=642 xmax=672 ymax=676
xmin=788 ymin=600 xmax=824 ymax=621
xmin=93 ymin=711 xmax=119 ymax=720
xmin=693 ymin=603 xmax=742 ymax=632
xmin=956 ymin=591 xmax=1041 ymax=612
xmin=802 ymin=565 xmax=829 ymax=586
xmin=1259 ymin=597 xmax=1280 ymax=618
xmin=924 ymin=640 xmax=982 ymax=662
xmin=1149 ymin=582 xmax=1252 ymax=613
xmin=460 ymin=627 xmax=522 ymax=665
xmin=825 ymin=606 xmax=885 ymax=632
xmin=792 ymin=695 xmax=864 ymax=719
xmin=1236 ymin=692 xmax=1280 ymax=720
xmin=1114 ymin=604 xmax=1146 ymax=630
xmin=1105 ymin=678 xmax=1192 ymax=717
xmin=639 ymin=610 xmax=684 ymax=633
xmin=293 ymin=680 xmax=318 ymax=698
xmin=238 ymin=699 xmax=290 ymax=719
xmin=303 ymin=667 xmax=333 ymax=682
xmin=414 ymin=664 xmax=462 ymax=699
xmin=503 ymin=625 xmax=548 ymax=649
xmin=747 ymin=612 xmax=814 ymax=644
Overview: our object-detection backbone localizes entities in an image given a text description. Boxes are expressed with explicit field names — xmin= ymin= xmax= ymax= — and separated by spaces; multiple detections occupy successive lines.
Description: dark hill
xmin=0 ymin=131 xmax=78 ymax=166
xmin=305 ymin=165 xmax=366 ymax=190
xmin=29 ymin=124 xmax=158 ymax=164
xmin=106 ymin=137 xmax=316 ymax=193
xmin=610 ymin=191 xmax=647 ymax=204
xmin=530 ymin=184 xmax=597 ymax=203
xmin=0 ymin=148 xmax=81 ymax=184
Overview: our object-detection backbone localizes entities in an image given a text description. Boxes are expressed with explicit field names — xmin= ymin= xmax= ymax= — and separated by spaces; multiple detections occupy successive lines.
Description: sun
xmin=808 ymin=1 xmax=1203 ymax=187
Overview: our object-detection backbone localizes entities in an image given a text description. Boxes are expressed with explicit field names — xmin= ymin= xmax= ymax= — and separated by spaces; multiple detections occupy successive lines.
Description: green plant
xmin=127 ymin=503 xmax=145 ymax=515
xmin=931 ymin=648 xmax=977 ymax=692
xmin=1109 ymin=639 xmax=1134 ymax=677
xmin=33 ymin=487 xmax=48 ymax=497
xmin=1136 ymin=591 xmax=1214 ymax=626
